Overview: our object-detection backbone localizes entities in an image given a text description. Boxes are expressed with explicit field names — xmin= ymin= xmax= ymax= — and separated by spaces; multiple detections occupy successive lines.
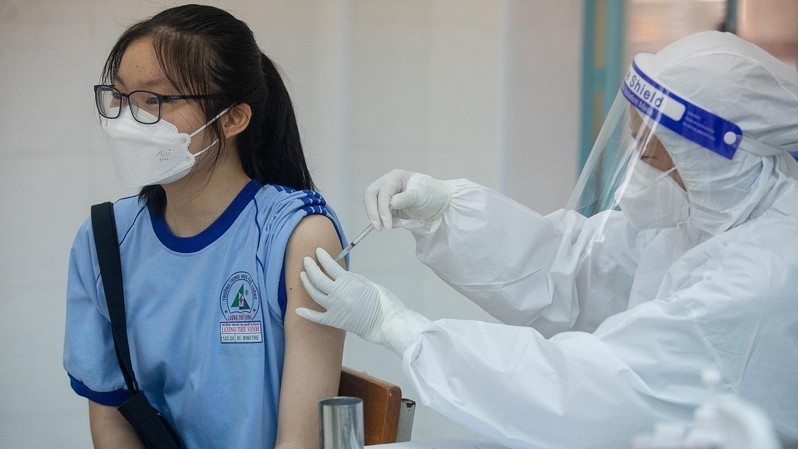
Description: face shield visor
xmin=566 ymin=53 xmax=751 ymax=233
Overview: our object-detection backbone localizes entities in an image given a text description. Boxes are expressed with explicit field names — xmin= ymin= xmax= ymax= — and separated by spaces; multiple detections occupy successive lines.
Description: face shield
xmin=566 ymin=53 xmax=754 ymax=233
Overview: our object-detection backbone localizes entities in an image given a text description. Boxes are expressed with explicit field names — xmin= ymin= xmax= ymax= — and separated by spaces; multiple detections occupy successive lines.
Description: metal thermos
xmin=319 ymin=396 xmax=364 ymax=449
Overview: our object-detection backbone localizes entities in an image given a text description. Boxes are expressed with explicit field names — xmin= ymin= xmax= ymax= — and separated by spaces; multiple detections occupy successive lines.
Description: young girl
xmin=63 ymin=5 xmax=345 ymax=449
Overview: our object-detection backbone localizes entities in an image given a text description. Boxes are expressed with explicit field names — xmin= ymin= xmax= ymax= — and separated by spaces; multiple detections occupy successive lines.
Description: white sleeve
xmin=400 ymin=230 xmax=798 ymax=448
xmin=401 ymin=314 xmax=701 ymax=449
xmin=400 ymin=179 xmax=646 ymax=335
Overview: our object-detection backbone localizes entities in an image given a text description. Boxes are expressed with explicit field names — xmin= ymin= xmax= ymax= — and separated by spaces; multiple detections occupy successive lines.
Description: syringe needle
xmin=335 ymin=223 xmax=375 ymax=261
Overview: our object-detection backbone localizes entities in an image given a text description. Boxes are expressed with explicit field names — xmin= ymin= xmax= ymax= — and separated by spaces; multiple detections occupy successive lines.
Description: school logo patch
xmin=219 ymin=271 xmax=263 ymax=344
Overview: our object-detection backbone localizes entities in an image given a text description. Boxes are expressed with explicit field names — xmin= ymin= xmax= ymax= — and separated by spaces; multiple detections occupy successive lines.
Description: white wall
xmin=0 ymin=1 xmax=583 ymax=447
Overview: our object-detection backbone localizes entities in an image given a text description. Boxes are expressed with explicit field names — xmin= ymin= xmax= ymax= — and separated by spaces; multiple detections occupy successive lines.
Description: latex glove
xmin=297 ymin=247 xmax=431 ymax=356
xmin=364 ymin=169 xmax=451 ymax=230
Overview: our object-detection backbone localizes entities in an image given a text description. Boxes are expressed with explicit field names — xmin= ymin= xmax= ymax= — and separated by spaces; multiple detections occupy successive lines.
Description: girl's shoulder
xmin=111 ymin=195 xmax=148 ymax=225
xmin=255 ymin=184 xmax=330 ymax=218
xmin=74 ymin=195 xmax=146 ymax=242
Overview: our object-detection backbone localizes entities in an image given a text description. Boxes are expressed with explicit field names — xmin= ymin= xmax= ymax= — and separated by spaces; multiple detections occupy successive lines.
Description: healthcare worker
xmin=297 ymin=31 xmax=798 ymax=449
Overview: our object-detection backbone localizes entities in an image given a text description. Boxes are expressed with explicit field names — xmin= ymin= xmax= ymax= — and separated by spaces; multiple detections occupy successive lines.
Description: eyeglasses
xmin=93 ymin=84 xmax=214 ymax=125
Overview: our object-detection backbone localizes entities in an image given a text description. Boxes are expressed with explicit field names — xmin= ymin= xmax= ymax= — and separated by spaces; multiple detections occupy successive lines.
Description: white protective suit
xmin=399 ymin=32 xmax=798 ymax=448
xmin=299 ymin=32 xmax=798 ymax=449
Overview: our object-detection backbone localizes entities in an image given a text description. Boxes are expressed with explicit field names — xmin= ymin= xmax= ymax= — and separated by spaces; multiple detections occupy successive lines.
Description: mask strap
xmin=656 ymin=166 xmax=678 ymax=181
xmin=187 ymin=106 xmax=232 ymax=157
xmin=189 ymin=106 xmax=233 ymax=138
xmin=192 ymin=140 xmax=218 ymax=158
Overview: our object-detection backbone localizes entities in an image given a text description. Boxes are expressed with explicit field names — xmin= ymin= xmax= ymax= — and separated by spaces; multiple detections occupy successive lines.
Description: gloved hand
xmin=296 ymin=247 xmax=431 ymax=356
xmin=364 ymin=169 xmax=452 ymax=230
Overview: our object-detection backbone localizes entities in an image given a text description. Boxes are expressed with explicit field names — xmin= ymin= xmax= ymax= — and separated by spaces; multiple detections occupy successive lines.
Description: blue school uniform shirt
xmin=63 ymin=180 xmax=345 ymax=449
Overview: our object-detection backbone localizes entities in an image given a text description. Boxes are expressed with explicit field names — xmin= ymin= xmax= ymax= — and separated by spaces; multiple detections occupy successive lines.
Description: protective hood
xmin=644 ymin=31 xmax=798 ymax=235
xmin=568 ymin=31 xmax=798 ymax=242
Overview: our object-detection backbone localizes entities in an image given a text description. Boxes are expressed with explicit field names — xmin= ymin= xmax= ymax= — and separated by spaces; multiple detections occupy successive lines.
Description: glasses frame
xmin=93 ymin=84 xmax=215 ymax=124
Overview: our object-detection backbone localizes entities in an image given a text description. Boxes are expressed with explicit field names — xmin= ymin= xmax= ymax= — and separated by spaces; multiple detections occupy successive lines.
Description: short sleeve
xmin=62 ymin=218 xmax=128 ymax=406
xmin=259 ymin=186 xmax=347 ymax=320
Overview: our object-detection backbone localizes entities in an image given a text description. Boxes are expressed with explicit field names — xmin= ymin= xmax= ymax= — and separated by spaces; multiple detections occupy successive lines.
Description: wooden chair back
xmin=338 ymin=366 xmax=402 ymax=445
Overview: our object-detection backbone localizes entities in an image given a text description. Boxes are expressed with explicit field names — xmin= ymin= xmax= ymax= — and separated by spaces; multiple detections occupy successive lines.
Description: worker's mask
xmin=614 ymin=164 xmax=688 ymax=230
xmin=100 ymin=108 xmax=229 ymax=188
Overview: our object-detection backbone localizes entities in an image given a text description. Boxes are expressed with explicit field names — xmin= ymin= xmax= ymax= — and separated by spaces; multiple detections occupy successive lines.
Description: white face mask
xmin=615 ymin=162 xmax=689 ymax=230
xmin=101 ymin=108 xmax=228 ymax=188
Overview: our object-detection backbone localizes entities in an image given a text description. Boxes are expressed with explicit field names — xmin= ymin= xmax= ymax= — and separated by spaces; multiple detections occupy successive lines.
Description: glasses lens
xmin=129 ymin=91 xmax=161 ymax=124
xmin=96 ymin=86 xmax=121 ymax=118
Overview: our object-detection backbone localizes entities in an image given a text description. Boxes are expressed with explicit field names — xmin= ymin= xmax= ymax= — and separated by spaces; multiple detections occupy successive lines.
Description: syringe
xmin=335 ymin=223 xmax=375 ymax=261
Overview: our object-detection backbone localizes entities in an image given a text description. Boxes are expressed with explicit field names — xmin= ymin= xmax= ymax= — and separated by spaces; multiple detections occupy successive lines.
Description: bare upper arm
xmin=276 ymin=214 xmax=346 ymax=449
xmin=284 ymin=214 xmax=344 ymax=304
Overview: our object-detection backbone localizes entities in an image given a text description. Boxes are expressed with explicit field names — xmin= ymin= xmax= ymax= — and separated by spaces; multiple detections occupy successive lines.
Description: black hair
xmin=101 ymin=4 xmax=315 ymax=212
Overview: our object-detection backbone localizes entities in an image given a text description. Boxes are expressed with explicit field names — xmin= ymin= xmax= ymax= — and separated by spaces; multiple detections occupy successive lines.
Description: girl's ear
xmin=221 ymin=103 xmax=252 ymax=139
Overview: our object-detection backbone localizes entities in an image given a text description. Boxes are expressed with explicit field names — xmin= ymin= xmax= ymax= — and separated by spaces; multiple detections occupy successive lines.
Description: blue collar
xmin=150 ymin=179 xmax=262 ymax=253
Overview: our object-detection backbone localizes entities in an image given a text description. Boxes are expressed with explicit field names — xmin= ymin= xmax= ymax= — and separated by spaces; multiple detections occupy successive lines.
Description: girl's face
xmin=115 ymin=37 xmax=213 ymax=154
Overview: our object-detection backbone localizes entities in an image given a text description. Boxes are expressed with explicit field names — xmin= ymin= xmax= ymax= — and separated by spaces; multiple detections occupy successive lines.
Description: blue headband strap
xmin=622 ymin=59 xmax=743 ymax=160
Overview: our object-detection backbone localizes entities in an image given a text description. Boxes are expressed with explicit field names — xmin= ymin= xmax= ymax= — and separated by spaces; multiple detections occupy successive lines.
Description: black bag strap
xmin=91 ymin=202 xmax=140 ymax=394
